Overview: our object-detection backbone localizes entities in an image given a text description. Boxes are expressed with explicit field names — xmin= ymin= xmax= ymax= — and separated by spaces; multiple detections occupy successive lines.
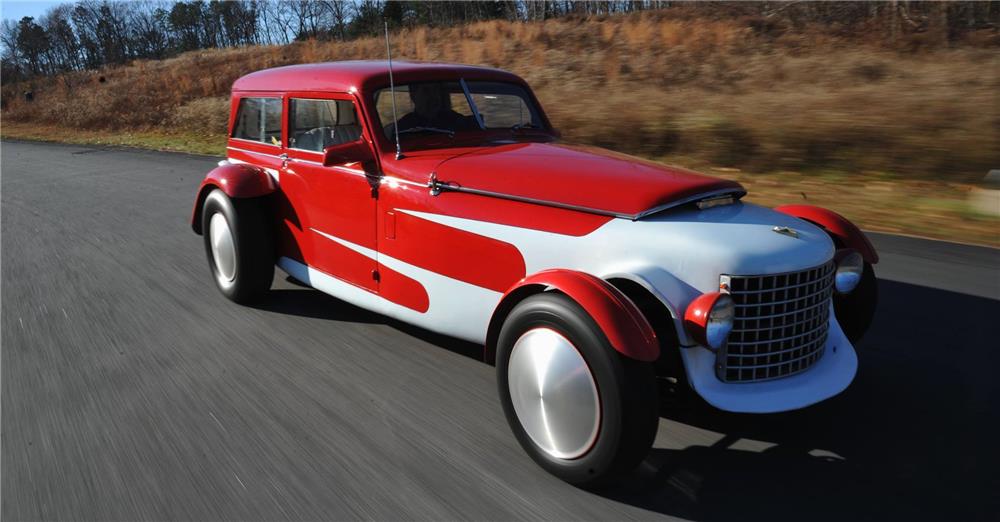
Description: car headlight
xmin=835 ymin=250 xmax=864 ymax=294
xmin=684 ymin=292 xmax=735 ymax=350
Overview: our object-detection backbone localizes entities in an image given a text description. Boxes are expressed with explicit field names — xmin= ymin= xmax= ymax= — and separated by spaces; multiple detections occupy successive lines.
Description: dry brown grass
xmin=2 ymin=10 xmax=998 ymax=184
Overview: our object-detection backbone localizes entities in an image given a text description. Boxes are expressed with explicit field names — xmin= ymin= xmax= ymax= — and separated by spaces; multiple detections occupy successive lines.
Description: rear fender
xmin=191 ymin=162 xmax=275 ymax=234
xmin=485 ymin=269 xmax=659 ymax=364
xmin=775 ymin=204 xmax=878 ymax=264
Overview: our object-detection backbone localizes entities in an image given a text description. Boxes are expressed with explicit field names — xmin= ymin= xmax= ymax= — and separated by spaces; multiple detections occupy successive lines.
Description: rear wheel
xmin=834 ymin=262 xmax=877 ymax=344
xmin=202 ymin=189 xmax=274 ymax=303
xmin=496 ymin=292 xmax=658 ymax=488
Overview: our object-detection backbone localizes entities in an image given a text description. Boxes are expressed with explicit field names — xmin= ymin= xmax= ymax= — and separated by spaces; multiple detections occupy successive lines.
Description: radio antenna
xmin=384 ymin=20 xmax=402 ymax=160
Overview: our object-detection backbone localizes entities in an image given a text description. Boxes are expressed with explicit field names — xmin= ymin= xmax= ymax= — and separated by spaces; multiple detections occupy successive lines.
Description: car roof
xmin=231 ymin=60 xmax=528 ymax=94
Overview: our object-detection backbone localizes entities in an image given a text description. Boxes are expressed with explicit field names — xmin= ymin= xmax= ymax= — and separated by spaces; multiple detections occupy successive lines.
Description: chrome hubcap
xmin=507 ymin=328 xmax=600 ymax=460
xmin=209 ymin=213 xmax=236 ymax=282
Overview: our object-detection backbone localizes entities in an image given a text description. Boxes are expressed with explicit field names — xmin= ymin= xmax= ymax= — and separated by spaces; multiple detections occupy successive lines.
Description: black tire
xmin=834 ymin=262 xmax=877 ymax=344
xmin=496 ymin=292 xmax=658 ymax=488
xmin=201 ymin=189 xmax=274 ymax=303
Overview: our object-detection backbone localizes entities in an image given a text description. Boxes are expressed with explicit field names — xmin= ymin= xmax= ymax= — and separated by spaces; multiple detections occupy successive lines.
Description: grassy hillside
xmin=3 ymin=10 xmax=998 ymax=244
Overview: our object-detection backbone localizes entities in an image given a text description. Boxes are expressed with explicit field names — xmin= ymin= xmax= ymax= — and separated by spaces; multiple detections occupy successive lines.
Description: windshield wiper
xmin=397 ymin=126 xmax=455 ymax=138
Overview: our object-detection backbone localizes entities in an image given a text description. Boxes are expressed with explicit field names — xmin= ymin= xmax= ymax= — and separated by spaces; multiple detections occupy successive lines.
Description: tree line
xmin=2 ymin=1 xmax=997 ymax=85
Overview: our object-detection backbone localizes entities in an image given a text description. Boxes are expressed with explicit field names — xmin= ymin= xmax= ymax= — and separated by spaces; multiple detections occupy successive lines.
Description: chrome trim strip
xmin=227 ymin=146 xmax=282 ymax=159
xmin=430 ymin=181 xmax=746 ymax=220
xmin=230 ymin=136 xmax=281 ymax=148
xmin=432 ymin=182 xmax=631 ymax=218
xmin=290 ymin=157 xmax=324 ymax=166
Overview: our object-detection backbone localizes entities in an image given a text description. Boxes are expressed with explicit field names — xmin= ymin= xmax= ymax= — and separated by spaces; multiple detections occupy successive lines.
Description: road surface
xmin=3 ymin=140 xmax=998 ymax=521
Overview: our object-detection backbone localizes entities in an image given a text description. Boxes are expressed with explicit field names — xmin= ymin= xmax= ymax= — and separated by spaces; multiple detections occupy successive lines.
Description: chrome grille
xmin=719 ymin=261 xmax=835 ymax=383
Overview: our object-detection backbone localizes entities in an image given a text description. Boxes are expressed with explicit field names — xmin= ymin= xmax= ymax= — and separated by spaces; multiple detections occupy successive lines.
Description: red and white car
xmin=192 ymin=61 xmax=878 ymax=486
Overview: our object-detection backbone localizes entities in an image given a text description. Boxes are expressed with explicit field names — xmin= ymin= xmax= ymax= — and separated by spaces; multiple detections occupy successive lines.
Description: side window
xmin=232 ymin=97 xmax=282 ymax=145
xmin=289 ymin=98 xmax=362 ymax=152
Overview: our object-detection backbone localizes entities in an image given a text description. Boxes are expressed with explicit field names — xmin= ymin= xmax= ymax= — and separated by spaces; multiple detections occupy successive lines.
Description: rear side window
xmin=289 ymin=98 xmax=363 ymax=152
xmin=232 ymin=97 xmax=282 ymax=145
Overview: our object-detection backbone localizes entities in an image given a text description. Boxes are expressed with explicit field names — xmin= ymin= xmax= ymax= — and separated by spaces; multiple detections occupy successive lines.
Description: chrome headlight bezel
xmin=704 ymin=294 xmax=735 ymax=350
xmin=684 ymin=292 xmax=735 ymax=351
xmin=835 ymin=250 xmax=864 ymax=294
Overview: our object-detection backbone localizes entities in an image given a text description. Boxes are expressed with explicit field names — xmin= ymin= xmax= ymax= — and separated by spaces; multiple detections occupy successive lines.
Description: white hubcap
xmin=507 ymin=328 xmax=600 ymax=460
xmin=209 ymin=213 xmax=236 ymax=282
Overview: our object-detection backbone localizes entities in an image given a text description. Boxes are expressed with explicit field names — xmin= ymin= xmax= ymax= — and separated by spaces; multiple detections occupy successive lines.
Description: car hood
xmin=431 ymin=142 xmax=744 ymax=218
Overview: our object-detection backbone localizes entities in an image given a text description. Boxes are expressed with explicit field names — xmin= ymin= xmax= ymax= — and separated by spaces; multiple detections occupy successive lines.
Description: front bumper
xmin=679 ymin=307 xmax=857 ymax=413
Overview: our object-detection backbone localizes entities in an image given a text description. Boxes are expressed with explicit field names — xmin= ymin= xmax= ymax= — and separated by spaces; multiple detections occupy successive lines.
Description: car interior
xmin=290 ymin=99 xmax=362 ymax=152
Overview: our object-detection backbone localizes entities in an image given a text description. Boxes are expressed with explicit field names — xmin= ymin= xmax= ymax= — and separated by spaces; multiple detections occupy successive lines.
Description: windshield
xmin=374 ymin=80 xmax=544 ymax=141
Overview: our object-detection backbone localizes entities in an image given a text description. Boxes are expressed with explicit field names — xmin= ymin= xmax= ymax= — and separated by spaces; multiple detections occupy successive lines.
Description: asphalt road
xmin=3 ymin=140 xmax=998 ymax=521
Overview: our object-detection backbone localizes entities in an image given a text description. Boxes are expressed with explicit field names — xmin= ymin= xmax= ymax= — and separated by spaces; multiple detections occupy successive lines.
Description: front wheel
xmin=201 ymin=189 xmax=274 ymax=303
xmin=496 ymin=292 xmax=658 ymax=488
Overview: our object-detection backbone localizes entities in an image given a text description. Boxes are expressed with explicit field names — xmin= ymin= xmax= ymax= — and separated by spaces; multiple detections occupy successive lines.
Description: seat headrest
xmin=337 ymin=103 xmax=357 ymax=125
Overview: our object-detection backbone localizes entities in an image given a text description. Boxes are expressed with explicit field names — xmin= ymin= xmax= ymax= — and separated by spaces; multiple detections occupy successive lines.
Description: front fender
xmin=774 ymin=204 xmax=878 ymax=264
xmin=191 ymin=162 xmax=275 ymax=234
xmin=600 ymin=266 xmax=701 ymax=346
xmin=485 ymin=269 xmax=659 ymax=364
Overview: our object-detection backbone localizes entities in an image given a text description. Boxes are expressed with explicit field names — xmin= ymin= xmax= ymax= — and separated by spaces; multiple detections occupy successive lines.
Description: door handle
xmin=279 ymin=153 xmax=289 ymax=169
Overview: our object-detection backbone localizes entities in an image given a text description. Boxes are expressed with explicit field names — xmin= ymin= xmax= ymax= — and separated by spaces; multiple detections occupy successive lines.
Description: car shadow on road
xmin=600 ymin=279 xmax=1000 ymax=521
xmin=248 ymin=288 xmax=383 ymax=324
xmin=249 ymin=274 xmax=998 ymax=520
xmin=248 ymin=276 xmax=484 ymax=361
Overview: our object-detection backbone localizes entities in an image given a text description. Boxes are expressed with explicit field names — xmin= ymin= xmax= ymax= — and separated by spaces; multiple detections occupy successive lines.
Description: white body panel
xmin=278 ymin=201 xmax=857 ymax=413
xmin=680 ymin=308 xmax=857 ymax=413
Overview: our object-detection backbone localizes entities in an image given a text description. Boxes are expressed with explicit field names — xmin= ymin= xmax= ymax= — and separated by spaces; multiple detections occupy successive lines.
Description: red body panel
xmin=280 ymin=158 xmax=377 ymax=290
xmin=429 ymin=143 xmax=743 ymax=218
xmin=379 ymin=148 xmax=614 ymax=236
xmin=774 ymin=205 xmax=879 ymax=264
xmin=190 ymin=163 xmax=275 ymax=233
xmin=377 ymin=264 xmax=430 ymax=313
xmin=380 ymin=210 xmax=526 ymax=293
xmin=201 ymin=163 xmax=276 ymax=198
xmin=488 ymin=270 xmax=659 ymax=363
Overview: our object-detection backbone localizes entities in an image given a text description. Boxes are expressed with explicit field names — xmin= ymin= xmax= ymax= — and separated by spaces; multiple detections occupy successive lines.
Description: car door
xmin=281 ymin=93 xmax=379 ymax=291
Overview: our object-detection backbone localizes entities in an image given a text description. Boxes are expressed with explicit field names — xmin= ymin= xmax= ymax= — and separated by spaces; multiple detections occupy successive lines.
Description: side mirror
xmin=323 ymin=140 xmax=373 ymax=166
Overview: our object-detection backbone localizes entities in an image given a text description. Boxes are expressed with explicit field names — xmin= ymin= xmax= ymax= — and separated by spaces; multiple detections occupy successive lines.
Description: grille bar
xmin=718 ymin=260 xmax=834 ymax=383
xmin=731 ymin=298 xmax=830 ymax=322
xmin=726 ymin=324 xmax=830 ymax=358
xmin=729 ymin=322 xmax=829 ymax=346
xmin=734 ymin=291 xmax=830 ymax=308
xmin=733 ymin=278 xmax=831 ymax=294
xmin=726 ymin=348 xmax=824 ymax=369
